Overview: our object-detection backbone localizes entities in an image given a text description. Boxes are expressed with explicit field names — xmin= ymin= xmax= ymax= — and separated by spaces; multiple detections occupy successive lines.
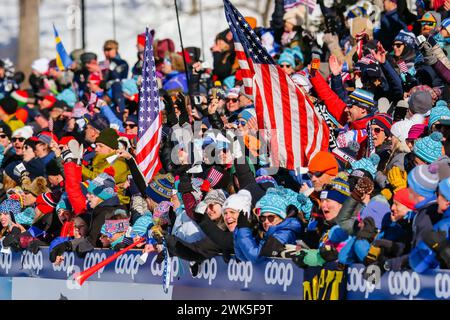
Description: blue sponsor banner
xmin=346 ymin=264 xmax=450 ymax=300
xmin=1 ymin=250 xmax=450 ymax=300
xmin=0 ymin=248 xmax=303 ymax=300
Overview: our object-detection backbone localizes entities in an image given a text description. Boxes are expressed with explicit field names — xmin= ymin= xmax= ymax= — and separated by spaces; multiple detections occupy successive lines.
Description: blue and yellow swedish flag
xmin=53 ymin=24 xmax=73 ymax=71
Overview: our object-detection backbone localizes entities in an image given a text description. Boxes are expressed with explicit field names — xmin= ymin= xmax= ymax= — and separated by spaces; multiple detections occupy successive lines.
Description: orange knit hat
xmin=308 ymin=151 xmax=339 ymax=176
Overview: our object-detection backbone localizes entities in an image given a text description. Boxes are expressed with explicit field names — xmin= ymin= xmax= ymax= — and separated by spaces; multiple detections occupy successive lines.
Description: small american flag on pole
xmin=284 ymin=0 xmax=316 ymax=13
xmin=397 ymin=60 xmax=409 ymax=74
xmin=224 ymin=0 xmax=328 ymax=170
xmin=136 ymin=28 xmax=163 ymax=183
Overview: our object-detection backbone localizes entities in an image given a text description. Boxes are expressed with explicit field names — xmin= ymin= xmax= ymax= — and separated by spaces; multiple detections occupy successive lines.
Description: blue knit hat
xmin=360 ymin=197 xmax=391 ymax=229
xmin=348 ymin=88 xmax=377 ymax=112
xmin=0 ymin=199 xmax=21 ymax=223
xmin=350 ymin=154 xmax=380 ymax=178
xmin=284 ymin=47 xmax=304 ymax=63
xmin=277 ymin=52 xmax=295 ymax=67
xmin=146 ymin=173 xmax=175 ymax=204
xmin=56 ymin=193 xmax=72 ymax=212
xmin=408 ymin=164 xmax=439 ymax=198
xmin=320 ymin=177 xmax=350 ymax=204
xmin=256 ymin=186 xmax=305 ymax=219
xmin=429 ymin=104 xmax=450 ymax=127
xmin=121 ymin=79 xmax=138 ymax=96
xmin=413 ymin=132 xmax=443 ymax=164
xmin=394 ymin=30 xmax=418 ymax=48
xmin=56 ymin=89 xmax=77 ymax=108
xmin=14 ymin=207 xmax=36 ymax=226
xmin=131 ymin=213 xmax=154 ymax=237
xmin=87 ymin=170 xmax=117 ymax=201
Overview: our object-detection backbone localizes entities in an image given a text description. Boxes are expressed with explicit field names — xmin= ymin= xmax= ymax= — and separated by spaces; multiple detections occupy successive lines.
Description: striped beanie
xmin=87 ymin=168 xmax=117 ymax=201
xmin=429 ymin=103 xmax=450 ymax=128
xmin=130 ymin=213 xmax=154 ymax=237
xmin=371 ymin=113 xmax=393 ymax=136
xmin=146 ymin=173 xmax=175 ymax=204
xmin=348 ymin=89 xmax=377 ymax=112
xmin=442 ymin=17 xmax=450 ymax=34
xmin=407 ymin=164 xmax=439 ymax=198
xmin=320 ymin=177 xmax=350 ymax=204
xmin=413 ymin=132 xmax=443 ymax=164
xmin=36 ymin=192 xmax=58 ymax=215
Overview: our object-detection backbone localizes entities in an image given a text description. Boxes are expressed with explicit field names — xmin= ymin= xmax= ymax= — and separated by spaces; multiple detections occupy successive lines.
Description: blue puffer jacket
xmin=410 ymin=209 xmax=450 ymax=273
xmin=234 ymin=217 xmax=302 ymax=263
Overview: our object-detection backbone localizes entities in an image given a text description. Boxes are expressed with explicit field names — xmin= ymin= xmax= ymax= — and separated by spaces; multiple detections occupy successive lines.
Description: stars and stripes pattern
xmin=223 ymin=0 xmax=328 ymax=170
xmin=136 ymin=28 xmax=163 ymax=183
xmin=284 ymin=0 xmax=316 ymax=12
xmin=397 ymin=60 xmax=409 ymax=73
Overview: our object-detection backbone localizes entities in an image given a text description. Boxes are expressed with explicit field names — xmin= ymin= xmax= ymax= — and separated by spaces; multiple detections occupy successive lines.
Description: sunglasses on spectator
xmin=393 ymin=43 xmax=404 ymax=48
xmin=226 ymin=98 xmax=238 ymax=103
xmin=12 ymin=137 xmax=25 ymax=142
xmin=433 ymin=123 xmax=443 ymax=131
xmin=104 ymin=47 xmax=114 ymax=51
xmin=421 ymin=21 xmax=436 ymax=27
xmin=0 ymin=134 xmax=8 ymax=139
xmin=123 ymin=123 xmax=137 ymax=129
xmin=260 ymin=215 xmax=277 ymax=223
xmin=372 ymin=127 xmax=385 ymax=134
xmin=236 ymin=120 xmax=247 ymax=126
xmin=308 ymin=171 xmax=325 ymax=178
xmin=280 ymin=64 xmax=292 ymax=69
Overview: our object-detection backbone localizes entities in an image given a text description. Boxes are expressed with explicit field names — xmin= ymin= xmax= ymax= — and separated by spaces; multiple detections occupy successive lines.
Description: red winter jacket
xmin=310 ymin=72 xmax=348 ymax=126
xmin=64 ymin=161 xmax=87 ymax=215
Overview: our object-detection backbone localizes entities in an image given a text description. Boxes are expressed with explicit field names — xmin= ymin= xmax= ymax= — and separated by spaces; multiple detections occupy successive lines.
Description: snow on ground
xmin=0 ymin=0 xmax=264 ymax=67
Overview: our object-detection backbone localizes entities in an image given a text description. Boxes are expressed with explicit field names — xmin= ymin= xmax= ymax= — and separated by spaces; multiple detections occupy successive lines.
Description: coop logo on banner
xmin=21 ymin=251 xmax=43 ymax=275
xmin=227 ymin=259 xmax=253 ymax=288
xmin=264 ymin=260 xmax=293 ymax=292
xmin=388 ymin=271 xmax=421 ymax=300
xmin=115 ymin=253 xmax=142 ymax=280
xmin=83 ymin=252 xmax=107 ymax=278
xmin=194 ymin=258 xmax=217 ymax=285
xmin=150 ymin=254 xmax=179 ymax=283
xmin=435 ymin=273 xmax=450 ymax=299
xmin=0 ymin=252 xmax=12 ymax=274
xmin=52 ymin=252 xmax=75 ymax=277
xmin=347 ymin=266 xmax=381 ymax=299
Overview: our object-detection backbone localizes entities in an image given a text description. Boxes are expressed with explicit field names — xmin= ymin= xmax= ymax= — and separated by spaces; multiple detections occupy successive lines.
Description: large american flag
xmin=224 ymin=0 xmax=328 ymax=170
xmin=136 ymin=28 xmax=163 ymax=183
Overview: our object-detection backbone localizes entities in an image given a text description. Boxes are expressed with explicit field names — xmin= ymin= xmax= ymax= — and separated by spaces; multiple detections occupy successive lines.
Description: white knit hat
xmin=391 ymin=119 xmax=415 ymax=143
xmin=31 ymin=58 xmax=50 ymax=74
xmin=12 ymin=126 xmax=33 ymax=139
xmin=222 ymin=190 xmax=252 ymax=217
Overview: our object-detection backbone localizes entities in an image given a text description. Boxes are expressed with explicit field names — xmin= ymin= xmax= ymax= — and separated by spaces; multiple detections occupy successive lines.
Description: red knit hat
xmin=36 ymin=192 xmax=58 ymax=215
xmin=371 ymin=113 xmax=393 ymax=136
xmin=308 ymin=151 xmax=339 ymax=176
xmin=393 ymin=188 xmax=416 ymax=210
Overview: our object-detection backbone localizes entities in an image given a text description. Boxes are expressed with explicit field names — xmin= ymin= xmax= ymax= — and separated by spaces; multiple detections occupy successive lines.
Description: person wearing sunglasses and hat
xmin=101 ymin=40 xmax=129 ymax=82
xmin=277 ymin=51 xmax=296 ymax=76
xmin=233 ymin=187 xmax=302 ymax=263
xmin=418 ymin=11 xmax=441 ymax=37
